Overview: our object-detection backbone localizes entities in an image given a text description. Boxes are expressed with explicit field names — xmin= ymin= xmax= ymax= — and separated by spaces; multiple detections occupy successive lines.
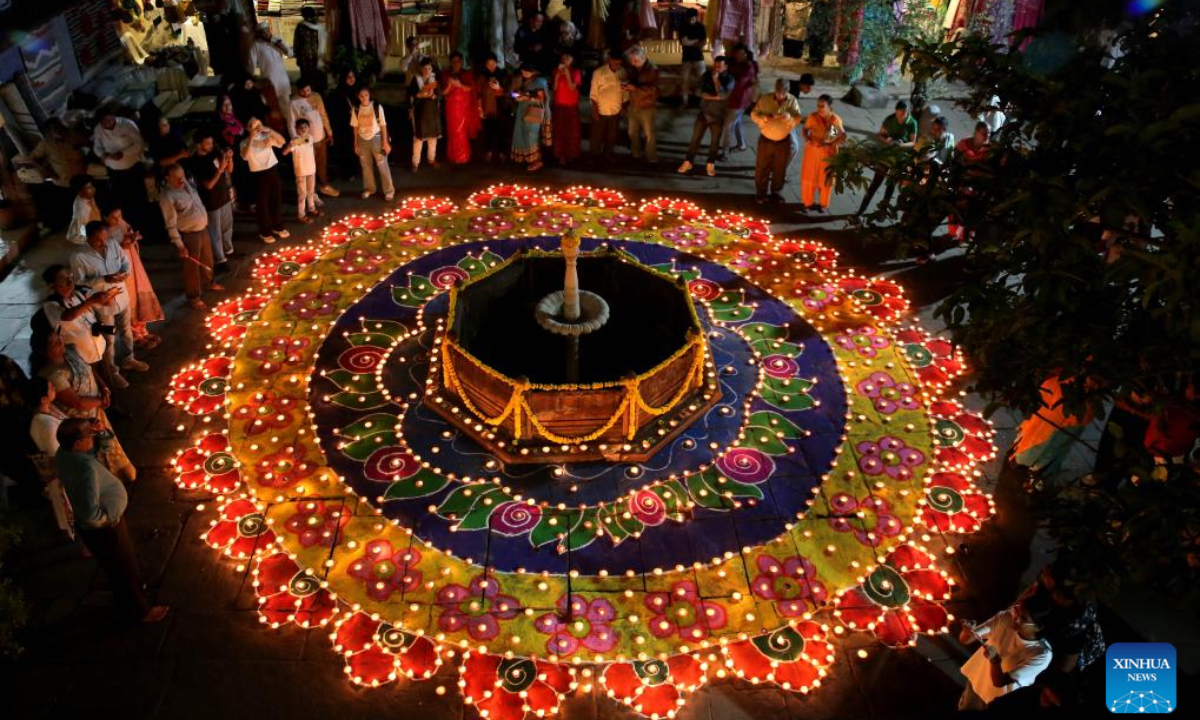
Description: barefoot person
xmin=800 ymin=94 xmax=846 ymax=213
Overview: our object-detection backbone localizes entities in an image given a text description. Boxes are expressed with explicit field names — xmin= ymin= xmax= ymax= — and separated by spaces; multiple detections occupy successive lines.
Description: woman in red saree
xmin=441 ymin=52 xmax=479 ymax=165
xmin=551 ymin=50 xmax=583 ymax=165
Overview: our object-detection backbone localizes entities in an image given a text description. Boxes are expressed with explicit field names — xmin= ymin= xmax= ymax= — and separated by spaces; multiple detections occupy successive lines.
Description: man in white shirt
xmin=589 ymin=50 xmax=627 ymax=163
xmin=249 ymin=22 xmax=292 ymax=126
xmin=957 ymin=596 xmax=1054 ymax=710
xmin=290 ymin=80 xmax=339 ymax=197
xmin=92 ymin=110 xmax=147 ymax=218
xmin=41 ymin=264 xmax=119 ymax=386
xmin=71 ymin=221 xmax=147 ymax=379
xmin=160 ymin=164 xmax=223 ymax=310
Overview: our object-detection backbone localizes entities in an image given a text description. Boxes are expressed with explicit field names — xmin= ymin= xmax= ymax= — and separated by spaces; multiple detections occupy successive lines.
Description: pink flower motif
xmin=347 ymin=539 xmax=423 ymax=602
xmin=469 ymin=213 xmax=515 ymax=237
xmin=284 ymin=499 xmax=350 ymax=548
xmin=835 ymin=326 xmax=892 ymax=358
xmin=660 ymin=224 xmax=709 ymax=248
xmin=399 ymin=226 xmax=445 ymax=246
xmin=531 ymin=210 xmax=577 ymax=233
xmin=828 ymin=494 xmax=903 ymax=547
xmin=628 ymin=490 xmax=666 ymax=526
xmin=750 ymin=554 xmax=828 ymax=616
xmin=856 ymin=436 xmax=926 ymax=480
xmin=762 ymin=354 xmax=800 ymax=379
xmin=430 ymin=265 xmax=470 ymax=289
xmin=598 ymin=213 xmax=638 ymax=235
xmin=798 ymin=282 xmax=845 ymax=312
xmin=437 ymin=575 xmax=520 ymax=641
xmin=687 ymin=278 xmax=722 ymax=301
xmin=491 ymin=501 xmax=542 ymax=535
xmin=855 ymin=371 xmax=920 ymax=414
xmin=363 ymin=447 xmax=420 ymax=483
xmin=644 ymin=580 xmax=727 ymax=642
xmin=247 ymin=336 xmax=311 ymax=376
xmin=715 ymin=447 xmax=775 ymax=484
xmin=283 ymin=290 xmax=342 ymax=319
xmin=535 ymin=595 xmax=619 ymax=655
xmin=231 ymin=392 xmax=297 ymax=436
xmin=338 ymin=345 xmax=385 ymax=373
xmin=336 ymin=248 xmax=387 ymax=275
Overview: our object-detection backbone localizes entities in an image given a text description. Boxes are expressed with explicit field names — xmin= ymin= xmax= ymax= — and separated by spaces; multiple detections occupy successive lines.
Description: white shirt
xmin=159 ymin=180 xmax=209 ymax=247
xmin=590 ymin=64 xmax=627 ymax=116
xmin=70 ymin=241 xmax=131 ymax=314
xmin=249 ymin=39 xmax=290 ymax=88
xmin=351 ymin=103 xmax=386 ymax=141
xmin=43 ymin=290 xmax=106 ymax=365
xmin=30 ymin=409 xmax=67 ymax=455
xmin=93 ymin=117 xmax=145 ymax=171
xmin=960 ymin=609 xmax=1053 ymax=705
xmin=241 ymin=130 xmax=282 ymax=172
xmin=289 ymin=138 xmax=316 ymax=176
xmin=67 ymin=196 xmax=100 ymax=245
xmin=290 ymin=97 xmax=326 ymax=142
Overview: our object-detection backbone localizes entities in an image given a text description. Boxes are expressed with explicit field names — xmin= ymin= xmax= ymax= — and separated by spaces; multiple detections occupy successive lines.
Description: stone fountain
xmin=533 ymin=232 xmax=611 ymax=383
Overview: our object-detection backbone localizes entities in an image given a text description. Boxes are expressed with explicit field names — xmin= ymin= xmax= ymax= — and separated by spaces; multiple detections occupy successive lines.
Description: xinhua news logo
xmin=1107 ymin=642 xmax=1176 ymax=713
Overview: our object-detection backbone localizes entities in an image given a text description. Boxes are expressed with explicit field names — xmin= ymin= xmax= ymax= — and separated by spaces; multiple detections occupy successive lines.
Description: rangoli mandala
xmin=169 ymin=186 xmax=995 ymax=719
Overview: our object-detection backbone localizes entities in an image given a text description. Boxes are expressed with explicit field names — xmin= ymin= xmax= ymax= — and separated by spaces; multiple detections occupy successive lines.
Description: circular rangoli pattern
xmin=169 ymin=186 xmax=995 ymax=719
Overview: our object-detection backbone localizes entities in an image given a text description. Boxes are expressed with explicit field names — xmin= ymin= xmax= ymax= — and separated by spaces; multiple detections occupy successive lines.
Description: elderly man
xmin=71 ymin=221 xmax=147 ymax=380
xmin=56 ymin=418 xmax=169 ymax=624
xmin=249 ymin=22 xmax=293 ymax=126
xmin=92 ymin=109 xmax=146 ymax=212
xmin=160 ymin=164 xmax=223 ymax=309
xmin=623 ymin=45 xmax=660 ymax=166
xmin=751 ymin=79 xmax=803 ymax=204
xmin=589 ymin=49 xmax=627 ymax=163
xmin=290 ymin=79 xmax=339 ymax=196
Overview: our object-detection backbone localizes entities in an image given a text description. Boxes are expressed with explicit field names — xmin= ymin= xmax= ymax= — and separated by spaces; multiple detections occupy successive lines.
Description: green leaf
xmin=529 ymin=510 xmax=568 ymax=548
xmin=348 ymin=332 xmax=396 ymax=347
xmin=751 ymin=338 xmax=804 ymax=358
xmin=455 ymin=488 xmax=507 ymax=531
xmin=709 ymin=289 xmax=745 ymax=310
xmin=338 ymin=413 xmax=400 ymax=440
xmin=383 ymin=469 xmax=450 ymax=500
xmin=392 ymin=276 xmax=436 ymax=307
xmin=341 ymin=430 xmax=399 ymax=460
xmin=330 ymin=391 xmax=390 ymax=411
xmin=711 ymin=305 xmax=754 ymax=323
xmin=653 ymin=480 xmax=690 ymax=519
xmin=737 ymin=429 xmax=791 ymax=456
xmin=741 ymin=323 xmax=788 ymax=342
xmin=748 ymin=411 xmax=804 ymax=438
xmin=600 ymin=504 xmax=642 ymax=545
xmin=687 ymin=469 xmax=735 ymax=509
xmin=760 ymin=376 xmax=815 ymax=411
xmin=561 ymin=508 xmax=601 ymax=552
xmin=326 ymin=369 xmax=379 ymax=394
xmin=436 ymin=483 xmax=498 ymax=519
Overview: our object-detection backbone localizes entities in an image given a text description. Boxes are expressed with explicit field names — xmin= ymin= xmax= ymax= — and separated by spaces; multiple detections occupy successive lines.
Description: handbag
xmin=523 ymin=101 xmax=544 ymax=125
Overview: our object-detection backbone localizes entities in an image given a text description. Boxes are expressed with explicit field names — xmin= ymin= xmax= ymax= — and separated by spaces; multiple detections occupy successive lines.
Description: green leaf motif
xmin=326 ymin=369 xmax=379 ymax=394
xmin=685 ymin=467 xmax=764 ymax=509
xmin=562 ymin=508 xmax=601 ymax=552
xmin=760 ymin=376 xmax=815 ymax=411
xmin=529 ymin=510 xmax=568 ymax=548
xmin=382 ymin=468 xmax=450 ymax=500
xmin=392 ymin=275 xmax=437 ymax=307
xmin=341 ymin=430 xmax=398 ymax=460
xmin=600 ymin=503 xmax=643 ymax=545
xmin=436 ymin=482 xmax=500 ymax=520
xmin=748 ymin=411 xmax=804 ymax=438
xmin=331 ymin=390 xmax=390 ymax=411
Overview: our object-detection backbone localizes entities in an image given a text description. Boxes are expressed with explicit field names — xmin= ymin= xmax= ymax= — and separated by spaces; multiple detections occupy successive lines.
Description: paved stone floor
xmin=0 ymin=78 xmax=1145 ymax=718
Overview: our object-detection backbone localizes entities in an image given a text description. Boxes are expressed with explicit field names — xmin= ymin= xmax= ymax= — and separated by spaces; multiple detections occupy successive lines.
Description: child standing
xmin=283 ymin=118 xmax=321 ymax=223
xmin=67 ymin=175 xmax=101 ymax=245
xmin=102 ymin=205 xmax=163 ymax=348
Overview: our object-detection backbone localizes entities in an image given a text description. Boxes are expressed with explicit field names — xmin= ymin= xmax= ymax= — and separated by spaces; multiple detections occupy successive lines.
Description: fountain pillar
xmin=562 ymin=232 xmax=581 ymax=322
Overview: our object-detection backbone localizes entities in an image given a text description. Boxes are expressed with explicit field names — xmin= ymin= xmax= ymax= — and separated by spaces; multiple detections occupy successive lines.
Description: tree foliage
xmin=829 ymin=1 xmax=1200 ymax=601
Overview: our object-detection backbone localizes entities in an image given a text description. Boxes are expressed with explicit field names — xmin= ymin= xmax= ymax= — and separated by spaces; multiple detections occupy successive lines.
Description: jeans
xmin=206 ymin=202 xmax=233 ymax=263
xmin=357 ymin=134 xmax=394 ymax=196
xmin=724 ymin=107 xmax=747 ymax=151
xmin=626 ymin=106 xmax=657 ymax=162
xmin=103 ymin=305 xmax=136 ymax=370
xmin=685 ymin=114 xmax=725 ymax=164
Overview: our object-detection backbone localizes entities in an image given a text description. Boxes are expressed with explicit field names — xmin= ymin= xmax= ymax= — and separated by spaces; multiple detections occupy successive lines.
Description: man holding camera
xmin=41 ymin=263 xmax=123 ymax=389
xmin=71 ymin=221 xmax=148 ymax=385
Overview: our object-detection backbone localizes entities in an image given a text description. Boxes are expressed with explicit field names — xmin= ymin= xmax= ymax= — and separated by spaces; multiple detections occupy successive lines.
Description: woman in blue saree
xmin=512 ymin=65 xmax=552 ymax=172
